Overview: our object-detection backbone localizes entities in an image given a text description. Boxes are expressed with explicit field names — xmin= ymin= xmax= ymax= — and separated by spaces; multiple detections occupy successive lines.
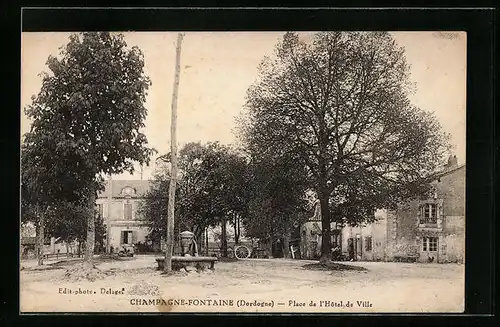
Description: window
xmin=331 ymin=230 xmax=340 ymax=248
xmin=420 ymin=203 xmax=438 ymax=224
xmin=124 ymin=201 xmax=133 ymax=220
xmin=97 ymin=204 xmax=103 ymax=218
xmin=122 ymin=187 xmax=135 ymax=196
xmin=422 ymin=237 xmax=438 ymax=252
xmin=365 ymin=236 xmax=372 ymax=252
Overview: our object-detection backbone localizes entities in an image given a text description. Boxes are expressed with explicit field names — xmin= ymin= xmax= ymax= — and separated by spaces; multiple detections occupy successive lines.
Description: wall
xmin=393 ymin=201 xmax=420 ymax=260
xmin=386 ymin=165 xmax=465 ymax=263
xmin=95 ymin=198 xmax=144 ymax=222
xmin=435 ymin=166 xmax=466 ymax=217
xmin=340 ymin=209 xmax=387 ymax=261
xmin=371 ymin=210 xmax=388 ymax=261
xmin=300 ymin=221 xmax=322 ymax=260
xmin=441 ymin=215 xmax=465 ymax=263
xmin=97 ymin=196 xmax=150 ymax=252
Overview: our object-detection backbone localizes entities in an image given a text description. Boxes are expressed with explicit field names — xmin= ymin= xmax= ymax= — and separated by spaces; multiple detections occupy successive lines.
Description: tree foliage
xmin=239 ymin=32 xmax=451 ymax=261
xmin=23 ymin=32 xmax=155 ymax=265
xmin=244 ymin=153 xmax=310 ymax=243
xmin=25 ymin=32 xmax=155 ymax=181
xmin=139 ymin=142 xmax=249 ymax=249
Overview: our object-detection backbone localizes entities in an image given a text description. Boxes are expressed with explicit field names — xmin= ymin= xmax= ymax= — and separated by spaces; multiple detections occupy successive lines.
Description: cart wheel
xmin=234 ymin=245 xmax=251 ymax=259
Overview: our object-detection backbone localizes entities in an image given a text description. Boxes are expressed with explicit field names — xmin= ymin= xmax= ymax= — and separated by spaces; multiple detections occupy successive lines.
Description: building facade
xmin=339 ymin=209 xmax=388 ymax=261
xmin=298 ymin=156 xmax=465 ymax=263
xmin=299 ymin=202 xmax=338 ymax=260
xmin=96 ymin=179 xmax=153 ymax=253
xmin=386 ymin=157 xmax=465 ymax=263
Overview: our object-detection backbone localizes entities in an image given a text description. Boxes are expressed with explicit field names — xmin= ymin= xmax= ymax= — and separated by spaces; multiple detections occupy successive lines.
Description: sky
xmin=21 ymin=31 xmax=466 ymax=180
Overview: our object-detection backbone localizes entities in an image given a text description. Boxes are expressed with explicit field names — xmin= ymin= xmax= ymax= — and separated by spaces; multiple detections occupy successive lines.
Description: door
xmin=347 ymin=238 xmax=355 ymax=260
xmin=422 ymin=236 xmax=439 ymax=262
xmin=355 ymin=234 xmax=362 ymax=260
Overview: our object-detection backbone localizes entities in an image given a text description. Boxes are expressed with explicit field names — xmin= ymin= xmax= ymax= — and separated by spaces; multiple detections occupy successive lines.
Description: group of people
xmin=330 ymin=239 xmax=357 ymax=261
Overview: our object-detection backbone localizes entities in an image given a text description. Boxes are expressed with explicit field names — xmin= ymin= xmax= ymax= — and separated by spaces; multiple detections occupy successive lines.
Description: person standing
xmin=348 ymin=239 xmax=355 ymax=261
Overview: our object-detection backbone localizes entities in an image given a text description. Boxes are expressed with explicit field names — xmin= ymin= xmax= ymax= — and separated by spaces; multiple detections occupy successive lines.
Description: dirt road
xmin=20 ymin=255 xmax=464 ymax=313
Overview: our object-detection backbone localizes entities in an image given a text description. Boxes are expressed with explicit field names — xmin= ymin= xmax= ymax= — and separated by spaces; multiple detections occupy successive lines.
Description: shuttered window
xmin=121 ymin=231 xmax=134 ymax=245
xmin=124 ymin=202 xmax=132 ymax=220
xmin=365 ymin=236 xmax=373 ymax=251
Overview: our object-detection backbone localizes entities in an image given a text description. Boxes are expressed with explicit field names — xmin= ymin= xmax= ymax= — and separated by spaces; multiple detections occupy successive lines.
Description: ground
xmin=20 ymin=255 xmax=464 ymax=313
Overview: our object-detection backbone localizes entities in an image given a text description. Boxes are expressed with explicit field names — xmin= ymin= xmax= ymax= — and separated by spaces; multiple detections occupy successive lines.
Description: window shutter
xmin=132 ymin=231 xmax=137 ymax=244
xmin=124 ymin=202 xmax=132 ymax=220
xmin=120 ymin=231 xmax=124 ymax=244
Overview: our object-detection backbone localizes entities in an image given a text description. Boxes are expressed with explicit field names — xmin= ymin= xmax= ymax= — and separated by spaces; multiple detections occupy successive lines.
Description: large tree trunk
xmin=221 ymin=218 xmax=228 ymax=257
xmin=84 ymin=187 xmax=96 ymax=269
xmin=36 ymin=208 xmax=45 ymax=266
xmin=319 ymin=190 xmax=332 ymax=263
xmin=282 ymin=224 xmax=291 ymax=259
xmin=164 ymin=33 xmax=184 ymax=273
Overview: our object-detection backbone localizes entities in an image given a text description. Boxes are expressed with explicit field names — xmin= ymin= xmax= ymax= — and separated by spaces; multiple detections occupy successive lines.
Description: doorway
xmin=355 ymin=234 xmax=362 ymax=260
xmin=121 ymin=230 xmax=133 ymax=245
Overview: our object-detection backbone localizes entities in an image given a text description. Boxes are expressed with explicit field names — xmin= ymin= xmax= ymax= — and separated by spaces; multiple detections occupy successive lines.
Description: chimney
xmin=446 ymin=155 xmax=458 ymax=168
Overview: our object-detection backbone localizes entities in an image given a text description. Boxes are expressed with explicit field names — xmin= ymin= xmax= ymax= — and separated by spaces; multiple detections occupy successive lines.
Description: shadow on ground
xmin=50 ymin=255 xmax=134 ymax=266
xmin=302 ymin=262 xmax=368 ymax=272
xmin=21 ymin=255 xmax=136 ymax=271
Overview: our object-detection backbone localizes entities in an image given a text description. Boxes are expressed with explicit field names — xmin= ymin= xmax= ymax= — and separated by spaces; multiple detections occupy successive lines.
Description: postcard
xmin=20 ymin=30 xmax=466 ymax=313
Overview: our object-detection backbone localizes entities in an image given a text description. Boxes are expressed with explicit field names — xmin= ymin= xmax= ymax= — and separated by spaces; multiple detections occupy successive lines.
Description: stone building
xmin=96 ymin=179 xmax=153 ymax=253
xmin=386 ymin=156 xmax=465 ymax=263
xmin=298 ymin=156 xmax=465 ymax=263
xmin=299 ymin=202 xmax=338 ymax=260
xmin=339 ymin=209 xmax=388 ymax=261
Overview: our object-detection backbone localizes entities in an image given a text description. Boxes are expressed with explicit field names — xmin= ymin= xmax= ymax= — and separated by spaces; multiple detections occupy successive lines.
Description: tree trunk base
xmin=160 ymin=270 xmax=188 ymax=277
xmin=319 ymin=254 xmax=330 ymax=264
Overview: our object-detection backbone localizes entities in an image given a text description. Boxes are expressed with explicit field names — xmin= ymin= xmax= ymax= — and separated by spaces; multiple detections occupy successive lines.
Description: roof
xmin=98 ymin=180 xmax=153 ymax=198
xmin=434 ymin=163 xmax=465 ymax=181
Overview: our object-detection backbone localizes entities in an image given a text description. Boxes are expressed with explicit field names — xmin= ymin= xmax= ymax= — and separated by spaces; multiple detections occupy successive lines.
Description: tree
xmin=239 ymin=32 xmax=451 ymax=262
xmin=24 ymin=32 xmax=155 ymax=269
xmin=21 ymin=134 xmax=90 ymax=265
xmin=244 ymin=152 xmax=309 ymax=258
xmin=140 ymin=142 xmax=250 ymax=257
xmin=44 ymin=201 xmax=87 ymax=254
xmin=138 ymin=171 xmax=177 ymax=250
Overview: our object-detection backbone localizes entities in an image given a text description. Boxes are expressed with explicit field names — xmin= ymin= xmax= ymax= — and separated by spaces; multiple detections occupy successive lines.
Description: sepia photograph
xmin=20 ymin=30 xmax=466 ymax=313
